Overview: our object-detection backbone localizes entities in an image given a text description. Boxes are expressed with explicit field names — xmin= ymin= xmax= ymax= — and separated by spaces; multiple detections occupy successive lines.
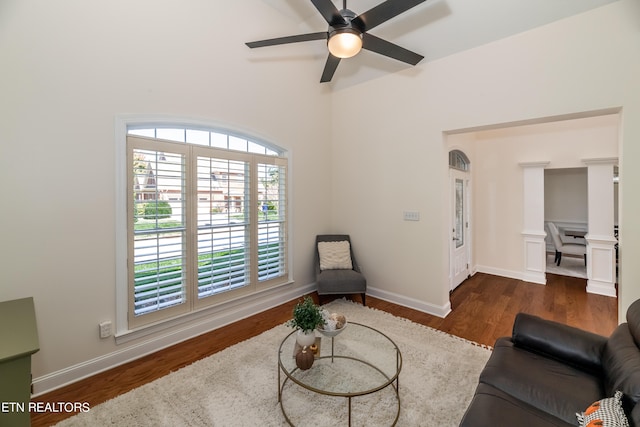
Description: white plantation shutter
xmin=257 ymin=161 xmax=287 ymax=283
xmin=128 ymin=138 xmax=190 ymax=326
xmin=126 ymin=130 xmax=288 ymax=328
xmin=195 ymin=151 xmax=251 ymax=299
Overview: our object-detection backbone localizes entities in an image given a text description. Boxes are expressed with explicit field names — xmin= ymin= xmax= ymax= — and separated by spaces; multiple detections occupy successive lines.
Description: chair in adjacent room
xmin=547 ymin=222 xmax=587 ymax=266
xmin=315 ymin=235 xmax=367 ymax=306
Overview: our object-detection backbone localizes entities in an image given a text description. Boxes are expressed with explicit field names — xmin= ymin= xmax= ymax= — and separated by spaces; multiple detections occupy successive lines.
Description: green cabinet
xmin=0 ymin=297 xmax=39 ymax=427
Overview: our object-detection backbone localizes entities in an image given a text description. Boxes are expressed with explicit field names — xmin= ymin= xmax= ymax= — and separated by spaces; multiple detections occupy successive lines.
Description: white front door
xmin=450 ymin=169 xmax=470 ymax=290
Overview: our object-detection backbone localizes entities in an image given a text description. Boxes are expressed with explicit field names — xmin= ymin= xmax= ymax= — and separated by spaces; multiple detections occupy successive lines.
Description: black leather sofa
xmin=460 ymin=299 xmax=640 ymax=426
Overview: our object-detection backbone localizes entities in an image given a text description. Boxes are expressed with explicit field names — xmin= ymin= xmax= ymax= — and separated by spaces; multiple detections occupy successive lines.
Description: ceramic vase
xmin=296 ymin=329 xmax=316 ymax=347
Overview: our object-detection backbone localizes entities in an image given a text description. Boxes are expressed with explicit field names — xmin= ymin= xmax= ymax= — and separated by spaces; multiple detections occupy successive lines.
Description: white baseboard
xmin=586 ymin=279 xmax=617 ymax=297
xmin=36 ymin=271 xmax=535 ymax=396
xmin=366 ymin=286 xmax=452 ymax=318
xmin=32 ymin=283 xmax=315 ymax=397
xmin=475 ymin=265 xmax=546 ymax=285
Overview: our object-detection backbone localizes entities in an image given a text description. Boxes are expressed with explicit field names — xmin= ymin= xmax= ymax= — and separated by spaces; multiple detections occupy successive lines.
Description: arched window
xmin=120 ymin=122 xmax=288 ymax=330
xmin=449 ymin=150 xmax=470 ymax=171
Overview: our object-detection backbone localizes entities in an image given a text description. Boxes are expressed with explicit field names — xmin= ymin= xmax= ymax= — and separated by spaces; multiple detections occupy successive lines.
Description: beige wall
xmin=330 ymin=0 xmax=639 ymax=315
xmin=0 ymin=0 xmax=332 ymax=388
xmin=545 ymin=168 xmax=589 ymax=224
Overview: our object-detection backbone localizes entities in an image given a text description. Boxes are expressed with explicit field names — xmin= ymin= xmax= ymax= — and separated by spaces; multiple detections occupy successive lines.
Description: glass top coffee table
xmin=278 ymin=322 xmax=402 ymax=426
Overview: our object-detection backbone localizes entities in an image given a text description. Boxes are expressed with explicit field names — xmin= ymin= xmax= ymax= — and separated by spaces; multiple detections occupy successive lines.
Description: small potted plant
xmin=287 ymin=296 xmax=323 ymax=346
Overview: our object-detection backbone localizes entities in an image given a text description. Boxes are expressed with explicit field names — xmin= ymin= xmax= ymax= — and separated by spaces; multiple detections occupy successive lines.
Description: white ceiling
xmin=256 ymin=0 xmax=619 ymax=89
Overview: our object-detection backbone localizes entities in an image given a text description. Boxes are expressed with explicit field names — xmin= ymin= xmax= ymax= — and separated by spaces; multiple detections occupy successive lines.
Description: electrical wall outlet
xmin=99 ymin=321 xmax=112 ymax=338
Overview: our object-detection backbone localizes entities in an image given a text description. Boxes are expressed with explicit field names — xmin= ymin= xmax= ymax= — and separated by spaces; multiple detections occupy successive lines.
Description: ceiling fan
xmin=246 ymin=0 xmax=426 ymax=83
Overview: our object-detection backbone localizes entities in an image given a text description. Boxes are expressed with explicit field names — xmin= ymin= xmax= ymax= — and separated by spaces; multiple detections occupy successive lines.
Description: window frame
xmin=449 ymin=150 xmax=470 ymax=171
xmin=115 ymin=116 xmax=291 ymax=338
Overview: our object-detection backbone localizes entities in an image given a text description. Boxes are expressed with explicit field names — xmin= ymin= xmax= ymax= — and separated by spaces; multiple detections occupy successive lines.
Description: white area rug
xmin=55 ymin=299 xmax=491 ymax=426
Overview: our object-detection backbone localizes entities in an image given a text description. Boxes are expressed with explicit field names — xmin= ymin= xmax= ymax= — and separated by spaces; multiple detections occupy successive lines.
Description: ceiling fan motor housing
xmin=329 ymin=8 xmax=364 ymax=36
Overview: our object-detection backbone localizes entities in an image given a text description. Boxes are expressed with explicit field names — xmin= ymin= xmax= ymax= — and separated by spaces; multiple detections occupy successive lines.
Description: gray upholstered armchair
xmin=315 ymin=234 xmax=367 ymax=305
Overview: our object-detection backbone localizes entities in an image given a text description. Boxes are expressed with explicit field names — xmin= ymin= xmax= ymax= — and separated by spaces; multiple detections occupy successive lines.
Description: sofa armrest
xmin=512 ymin=313 xmax=607 ymax=374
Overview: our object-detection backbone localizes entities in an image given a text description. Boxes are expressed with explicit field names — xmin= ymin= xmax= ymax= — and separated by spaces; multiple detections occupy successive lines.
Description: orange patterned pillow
xmin=576 ymin=391 xmax=629 ymax=427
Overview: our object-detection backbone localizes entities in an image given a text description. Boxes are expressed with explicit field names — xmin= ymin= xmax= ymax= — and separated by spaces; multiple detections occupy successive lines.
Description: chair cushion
xmin=316 ymin=269 xmax=365 ymax=294
xmin=318 ymin=241 xmax=352 ymax=270
xmin=560 ymin=243 xmax=587 ymax=256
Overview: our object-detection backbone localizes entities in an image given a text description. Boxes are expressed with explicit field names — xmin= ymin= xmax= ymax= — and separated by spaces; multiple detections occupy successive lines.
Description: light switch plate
xmin=403 ymin=211 xmax=420 ymax=221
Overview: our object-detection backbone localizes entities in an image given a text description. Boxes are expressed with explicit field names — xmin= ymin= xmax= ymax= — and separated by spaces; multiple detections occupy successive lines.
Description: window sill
xmin=115 ymin=280 xmax=296 ymax=346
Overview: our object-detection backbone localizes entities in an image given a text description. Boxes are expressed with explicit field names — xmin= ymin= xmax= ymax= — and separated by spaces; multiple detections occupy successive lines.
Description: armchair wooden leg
xmin=556 ymin=252 xmax=562 ymax=266
xmin=362 ymin=293 xmax=366 ymax=306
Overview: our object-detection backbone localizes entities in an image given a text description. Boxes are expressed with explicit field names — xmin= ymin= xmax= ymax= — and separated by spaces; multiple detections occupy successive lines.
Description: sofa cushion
xmin=577 ymin=391 xmax=629 ymax=427
xmin=602 ymin=324 xmax=640 ymax=426
xmin=512 ymin=313 xmax=606 ymax=375
xmin=627 ymin=299 xmax=640 ymax=347
xmin=480 ymin=337 xmax=604 ymax=425
xmin=460 ymin=383 xmax=576 ymax=427
xmin=603 ymin=325 xmax=640 ymax=401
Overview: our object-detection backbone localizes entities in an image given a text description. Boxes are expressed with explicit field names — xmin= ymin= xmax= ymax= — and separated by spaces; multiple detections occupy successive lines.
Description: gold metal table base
xmin=277 ymin=323 xmax=402 ymax=426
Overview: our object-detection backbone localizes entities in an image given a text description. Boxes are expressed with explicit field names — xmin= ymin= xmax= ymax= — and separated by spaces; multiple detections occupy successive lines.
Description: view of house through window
xmin=126 ymin=127 xmax=288 ymax=328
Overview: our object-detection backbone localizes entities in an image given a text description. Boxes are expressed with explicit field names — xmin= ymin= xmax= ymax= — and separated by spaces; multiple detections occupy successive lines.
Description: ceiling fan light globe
xmin=328 ymin=31 xmax=362 ymax=58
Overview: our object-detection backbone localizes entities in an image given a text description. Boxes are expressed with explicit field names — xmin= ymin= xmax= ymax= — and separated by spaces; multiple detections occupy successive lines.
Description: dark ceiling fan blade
xmin=362 ymin=33 xmax=424 ymax=65
xmin=320 ymin=54 xmax=341 ymax=83
xmin=311 ymin=0 xmax=347 ymax=26
xmin=246 ymin=32 xmax=327 ymax=48
xmin=353 ymin=0 xmax=427 ymax=31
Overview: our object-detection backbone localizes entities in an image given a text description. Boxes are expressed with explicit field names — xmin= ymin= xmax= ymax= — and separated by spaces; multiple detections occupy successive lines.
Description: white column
xmin=583 ymin=158 xmax=618 ymax=297
xmin=520 ymin=162 xmax=549 ymax=284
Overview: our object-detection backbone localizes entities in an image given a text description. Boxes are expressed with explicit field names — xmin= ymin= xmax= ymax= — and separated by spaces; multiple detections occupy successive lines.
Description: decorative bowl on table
xmin=317 ymin=311 xmax=347 ymax=337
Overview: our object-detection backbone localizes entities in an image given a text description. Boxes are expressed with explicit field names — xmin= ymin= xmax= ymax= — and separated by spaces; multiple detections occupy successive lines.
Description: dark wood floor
xmin=31 ymin=272 xmax=618 ymax=426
